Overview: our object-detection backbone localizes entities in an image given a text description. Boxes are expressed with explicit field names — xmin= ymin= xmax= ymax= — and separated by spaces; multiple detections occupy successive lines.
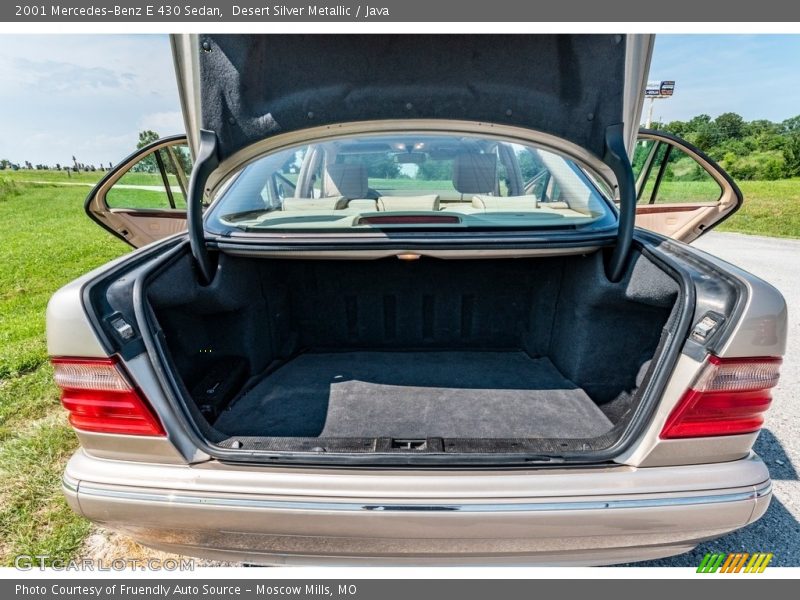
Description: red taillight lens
xmin=51 ymin=357 xmax=166 ymax=436
xmin=660 ymin=355 xmax=781 ymax=439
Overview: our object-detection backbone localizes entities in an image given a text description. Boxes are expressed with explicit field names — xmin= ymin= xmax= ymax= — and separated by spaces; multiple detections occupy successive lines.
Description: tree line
xmin=4 ymin=117 xmax=799 ymax=182
xmin=655 ymin=113 xmax=800 ymax=180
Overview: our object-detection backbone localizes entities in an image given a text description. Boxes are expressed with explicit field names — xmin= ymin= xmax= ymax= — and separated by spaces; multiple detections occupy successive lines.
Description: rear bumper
xmin=63 ymin=450 xmax=772 ymax=566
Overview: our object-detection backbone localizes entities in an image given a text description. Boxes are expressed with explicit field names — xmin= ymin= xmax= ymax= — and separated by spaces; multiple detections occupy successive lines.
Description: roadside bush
xmin=723 ymin=150 xmax=787 ymax=180
xmin=665 ymin=155 xmax=707 ymax=181
xmin=659 ymin=113 xmax=800 ymax=181
xmin=0 ymin=177 xmax=20 ymax=200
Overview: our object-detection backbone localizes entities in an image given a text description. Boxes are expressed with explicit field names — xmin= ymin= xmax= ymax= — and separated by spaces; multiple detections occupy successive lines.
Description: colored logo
xmin=697 ymin=552 xmax=773 ymax=573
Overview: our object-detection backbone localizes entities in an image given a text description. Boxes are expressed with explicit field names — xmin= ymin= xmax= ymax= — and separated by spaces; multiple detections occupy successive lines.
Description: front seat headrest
xmin=452 ymin=153 xmax=497 ymax=195
xmin=325 ymin=163 xmax=369 ymax=199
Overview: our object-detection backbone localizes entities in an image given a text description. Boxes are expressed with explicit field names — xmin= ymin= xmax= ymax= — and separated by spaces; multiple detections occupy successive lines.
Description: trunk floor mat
xmin=214 ymin=351 xmax=613 ymax=439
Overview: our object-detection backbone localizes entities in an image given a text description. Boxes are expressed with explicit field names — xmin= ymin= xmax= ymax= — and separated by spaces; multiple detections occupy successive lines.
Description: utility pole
xmin=644 ymin=80 xmax=675 ymax=128
xmin=645 ymin=97 xmax=656 ymax=129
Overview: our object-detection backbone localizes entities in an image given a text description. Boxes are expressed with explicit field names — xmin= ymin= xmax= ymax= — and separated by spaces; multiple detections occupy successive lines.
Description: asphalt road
xmin=634 ymin=232 xmax=800 ymax=567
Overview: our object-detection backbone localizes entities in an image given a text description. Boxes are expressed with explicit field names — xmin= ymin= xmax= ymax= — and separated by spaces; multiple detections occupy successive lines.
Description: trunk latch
xmin=691 ymin=312 xmax=724 ymax=343
xmin=391 ymin=439 xmax=427 ymax=451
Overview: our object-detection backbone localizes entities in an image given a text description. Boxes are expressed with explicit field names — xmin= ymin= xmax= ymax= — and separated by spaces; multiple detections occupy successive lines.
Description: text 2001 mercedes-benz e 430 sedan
xmin=49 ymin=34 xmax=786 ymax=565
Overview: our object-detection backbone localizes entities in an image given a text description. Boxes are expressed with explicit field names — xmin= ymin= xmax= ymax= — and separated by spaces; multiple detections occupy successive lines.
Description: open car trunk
xmin=145 ymin=248 xmax=681 ymax=459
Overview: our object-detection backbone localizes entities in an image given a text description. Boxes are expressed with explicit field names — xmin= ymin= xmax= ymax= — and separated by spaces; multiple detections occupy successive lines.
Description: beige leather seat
xmin=472 ymin=195 xmax=539 ymax=211
xmin=344 ymin=199 xmax=378 ymax=212
xmin=282 ymin=196 xmax=347 ymax=211
xmin=324 ymin=163 xmax=369 ymax=199
xmin=452 ymin=152 xmax=498 ymax=197
xmin=377 ymin=195 xmax=440 ymax=211
xmin=282 ymin=163 xmax=369 ymax=211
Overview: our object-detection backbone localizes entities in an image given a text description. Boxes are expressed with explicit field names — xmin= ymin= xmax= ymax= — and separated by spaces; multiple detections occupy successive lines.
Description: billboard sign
xmin=659 ymin=80 xmax=675 ymax=96
xmin=645 ymin=80 xmax=675 ymax=97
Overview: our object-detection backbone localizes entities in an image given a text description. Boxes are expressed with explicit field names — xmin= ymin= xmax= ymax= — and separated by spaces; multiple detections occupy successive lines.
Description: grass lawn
xmin=719 ymin=179 xmax=800 ymax=238
xmin=0 ymin=167 xmax=797 ymax=566
xmin=0 ymin=173 xmax=128 ymax=565
xmin=646 ymin=178 xmax=800 ymax=238
xmin=4 ymin=169 xmax=106 ymax=185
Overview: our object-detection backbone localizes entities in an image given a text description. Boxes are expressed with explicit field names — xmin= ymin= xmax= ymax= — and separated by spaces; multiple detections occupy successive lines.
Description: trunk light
xmin=660 ymin=355 xmax=781 ymax=439
xmin=51 ymin=357 xmax=166 ymax=436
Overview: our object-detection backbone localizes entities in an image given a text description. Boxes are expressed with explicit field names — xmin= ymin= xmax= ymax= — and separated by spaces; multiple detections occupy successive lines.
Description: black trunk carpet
xmin=214 ymin=351 xmax=613 ymax=439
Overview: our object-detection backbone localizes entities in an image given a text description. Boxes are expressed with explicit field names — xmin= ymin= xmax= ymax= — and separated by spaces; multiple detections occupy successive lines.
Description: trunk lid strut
xmin=603 ymin=123 xmax=636 ymax=282
xmin=188 ymin=129 xmax=219 ymax=284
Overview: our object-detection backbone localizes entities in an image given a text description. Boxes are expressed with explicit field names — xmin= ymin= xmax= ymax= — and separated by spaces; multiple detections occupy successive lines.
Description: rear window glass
xmin=205 ymin=133 xmax=616 ymax=234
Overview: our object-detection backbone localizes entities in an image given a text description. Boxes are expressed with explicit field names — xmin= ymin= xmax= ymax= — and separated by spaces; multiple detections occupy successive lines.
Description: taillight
xmin=51 ymin=357 xmax=166 ymax=436
xmin=660 ymin=355 xmax=781 ymax=439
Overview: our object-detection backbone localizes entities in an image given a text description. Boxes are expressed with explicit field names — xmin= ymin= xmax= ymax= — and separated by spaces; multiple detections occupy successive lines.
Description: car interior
xmin=215 ymin=136 xmax=606 ymax=228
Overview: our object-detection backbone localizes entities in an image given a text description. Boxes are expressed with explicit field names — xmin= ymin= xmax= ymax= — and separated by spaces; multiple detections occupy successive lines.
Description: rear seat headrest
xmin=325 ymin=163 xmax=368 ymax=199
xmin=452 ymin=153 xmax=497 ymax=195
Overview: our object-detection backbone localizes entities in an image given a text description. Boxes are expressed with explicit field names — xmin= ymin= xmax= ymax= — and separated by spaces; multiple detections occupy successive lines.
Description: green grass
xmin=0 ymin=174 xmax=128 ymax=564
xmin=640 ymin=179 xmax=724 ymax=203
xmin=107 ymin=187 xmax=187 ymax=210
xmin=719 ymin=179 xmax=800 ymax=238
xmin=0 ymin=410 xmax=92 ymax=564
xmin=648 ymin=178 xmax=800 ymax=237
xmin=371 ymin=178 xmax=455 ymax=192
xmin=2 ymin=169 xmax=104 ymax=185
xmin=0 ymin=182 xmax=129 ymax=378
xmin=114 ymin=170 xmax=180 ymax=187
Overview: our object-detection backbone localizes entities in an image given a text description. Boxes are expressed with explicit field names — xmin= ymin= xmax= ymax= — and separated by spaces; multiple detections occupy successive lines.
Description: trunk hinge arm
xmin=187 ymin=129 xmax=220 ymax=285
xmin=602 ymin=123 xmax=636 ymax=283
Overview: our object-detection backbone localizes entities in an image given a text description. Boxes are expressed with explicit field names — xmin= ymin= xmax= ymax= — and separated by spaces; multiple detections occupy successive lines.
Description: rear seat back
xmin=345 ymin=199 xmax=378 ymax=212
xmin=282 ymin=196 xmax=347 ymax=211
xmin=377 ymin=195 xmax=440 ymax=211
xmin=472 ymin=195 xmax=539 ymax=211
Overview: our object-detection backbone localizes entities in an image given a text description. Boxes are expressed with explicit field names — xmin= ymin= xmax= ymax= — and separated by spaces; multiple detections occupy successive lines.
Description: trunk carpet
xmin=214 ymin=351 xmax=613 ymax=439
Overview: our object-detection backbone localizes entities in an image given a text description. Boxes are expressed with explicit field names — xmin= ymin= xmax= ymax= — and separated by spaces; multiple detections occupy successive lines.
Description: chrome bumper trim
xmin=62 ymin=473 xmax=79 ymax=494
xmin=66 ymin=477 xmax=771 ymax=513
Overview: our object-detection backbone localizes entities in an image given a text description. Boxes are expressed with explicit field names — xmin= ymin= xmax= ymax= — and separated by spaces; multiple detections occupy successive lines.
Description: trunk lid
xmin=171 ymin=34 xmax=653 ymax=163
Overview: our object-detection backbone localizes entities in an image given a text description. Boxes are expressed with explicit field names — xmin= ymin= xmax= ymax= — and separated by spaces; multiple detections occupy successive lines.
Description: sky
xmin=0 ymin=34 xmax=799 ymax=166
xmin=647 ymin=35 xmax=800 ymax=125
xmin=0 ymin=35 xmax=181 ymax=167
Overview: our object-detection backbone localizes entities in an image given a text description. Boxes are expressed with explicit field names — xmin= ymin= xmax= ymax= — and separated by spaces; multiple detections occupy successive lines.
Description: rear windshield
xmin=205 ymin=133 xmax=616 ymax=234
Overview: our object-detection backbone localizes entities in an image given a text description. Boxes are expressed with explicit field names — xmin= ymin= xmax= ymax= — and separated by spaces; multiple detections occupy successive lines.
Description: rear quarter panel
xmin=621 ymin=234 xmax=787 ymax=467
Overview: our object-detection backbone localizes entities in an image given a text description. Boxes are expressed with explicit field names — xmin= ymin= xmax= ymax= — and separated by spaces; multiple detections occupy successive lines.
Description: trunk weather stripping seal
xmin=79 ymin=236 xmax=187 ymax=356
xmin=634 ymin=228 xmax=749 ymax=359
